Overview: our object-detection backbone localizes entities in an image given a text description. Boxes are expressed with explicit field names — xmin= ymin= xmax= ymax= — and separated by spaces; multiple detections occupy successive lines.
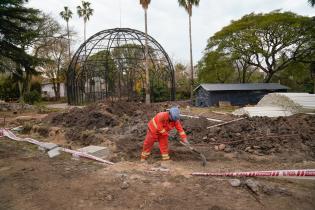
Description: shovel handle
xmin=180 ymin=141 xmax=207 ymax=166
xmin=180 ymin=141 xmax=196 ymax=152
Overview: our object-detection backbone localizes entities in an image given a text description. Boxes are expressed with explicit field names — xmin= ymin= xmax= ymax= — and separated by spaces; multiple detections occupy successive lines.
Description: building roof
xmin=194 ymin=83 xmax=289 ymax=92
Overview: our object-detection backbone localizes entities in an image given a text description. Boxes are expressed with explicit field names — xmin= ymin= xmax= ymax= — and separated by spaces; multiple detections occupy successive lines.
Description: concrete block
xmin=41 ymin=142 xmax=58 ymax=150
xmin=78 ymin=145 xmax=110 ymax=159
xmin=48 ymin=147 xmax=61 ymax=158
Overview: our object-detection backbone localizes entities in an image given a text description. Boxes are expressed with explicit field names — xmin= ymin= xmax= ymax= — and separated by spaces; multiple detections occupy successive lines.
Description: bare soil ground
xmin=1 ymin=100 xmax=315 ymax=210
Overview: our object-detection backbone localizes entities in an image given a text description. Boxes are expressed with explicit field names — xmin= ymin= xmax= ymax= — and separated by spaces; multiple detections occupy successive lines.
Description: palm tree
xmin=77 ymin=1 xmax=94 ymax=43
xmin=308 ymin=0 xmax=315 ymax=7
xmin=140 ymin=0 xmax=151 ymax=104
xmin=60 ymin=6 xmax=73 ymax=61
xmin=178 ymin=0 xmax=200 ymax=101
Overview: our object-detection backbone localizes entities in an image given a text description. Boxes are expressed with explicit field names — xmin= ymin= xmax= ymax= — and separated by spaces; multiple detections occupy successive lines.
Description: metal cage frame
xmin=67 ymin=28 xmax=175 ymax=105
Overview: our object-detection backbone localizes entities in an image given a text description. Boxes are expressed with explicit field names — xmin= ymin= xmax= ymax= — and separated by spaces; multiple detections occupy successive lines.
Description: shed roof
xmin=194 ymin=83 xmax=289 ymax=92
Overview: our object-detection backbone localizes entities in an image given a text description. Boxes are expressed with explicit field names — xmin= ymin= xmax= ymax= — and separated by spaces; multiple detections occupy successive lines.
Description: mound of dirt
xmin=181 ymin=117 xmax=213 ymax=141
xmin=202 ymin=114 xmax=315 ymax=157
xmin=50 ymin=106 xmax=119 ymax=129
xmin=64 ymin=129 xmax=103 ymax=146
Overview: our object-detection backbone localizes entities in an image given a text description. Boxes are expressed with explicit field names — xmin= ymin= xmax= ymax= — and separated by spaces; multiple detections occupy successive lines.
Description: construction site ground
xmin=1 ymin=101 xmax=315 ymax=210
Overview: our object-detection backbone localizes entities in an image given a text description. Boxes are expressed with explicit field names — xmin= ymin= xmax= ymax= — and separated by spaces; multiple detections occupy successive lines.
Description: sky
xmin=27 ymin=0 xmax=314 ymax=65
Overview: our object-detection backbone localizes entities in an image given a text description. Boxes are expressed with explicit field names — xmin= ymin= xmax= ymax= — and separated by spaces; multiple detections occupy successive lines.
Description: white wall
xmin=41 ymin=83 xmax=65 ymax=98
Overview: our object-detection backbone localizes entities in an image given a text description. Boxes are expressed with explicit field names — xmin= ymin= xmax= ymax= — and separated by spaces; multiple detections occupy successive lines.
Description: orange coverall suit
xmin=141 ymin=112 xmax=187 ymax=161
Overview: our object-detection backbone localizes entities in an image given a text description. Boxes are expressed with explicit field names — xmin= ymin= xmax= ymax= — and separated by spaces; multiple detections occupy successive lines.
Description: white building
xmin=41 ymin=82 xmax=66 ymax=98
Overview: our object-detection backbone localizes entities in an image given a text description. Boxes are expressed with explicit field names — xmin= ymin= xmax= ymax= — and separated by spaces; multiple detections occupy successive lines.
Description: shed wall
xmin=195 ymin=88 xmax=287 ymax=107
xmin=195 ymin=88 xmax=210 ymax=107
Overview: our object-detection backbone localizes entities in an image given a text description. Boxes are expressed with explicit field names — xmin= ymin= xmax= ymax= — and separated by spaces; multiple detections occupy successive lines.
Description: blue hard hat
xmin=169 ymin=107 xmax=180 ymax=121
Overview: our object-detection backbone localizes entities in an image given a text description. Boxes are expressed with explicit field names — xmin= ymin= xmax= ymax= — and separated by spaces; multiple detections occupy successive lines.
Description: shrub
xmin=24 ymin=90 xmax=41 ymax=104
xmin=0 ymin=75 xmax=19 ymax=101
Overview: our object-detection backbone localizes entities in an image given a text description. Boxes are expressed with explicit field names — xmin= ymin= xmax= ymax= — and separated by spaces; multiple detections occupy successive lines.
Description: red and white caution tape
xmin=0 ymin=128 xmax=114 ymax=165
xmin=192 ymin=169 xmax=315 ymax=179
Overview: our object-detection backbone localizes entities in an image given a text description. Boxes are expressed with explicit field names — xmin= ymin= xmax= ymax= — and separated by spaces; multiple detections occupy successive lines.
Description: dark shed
xmin=194 ymin=83 xmax=288 ymax=107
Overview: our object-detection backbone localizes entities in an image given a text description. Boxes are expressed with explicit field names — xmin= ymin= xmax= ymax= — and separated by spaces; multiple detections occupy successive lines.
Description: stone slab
xmin=48 ymin=147 xmax=61 ymax=158
xmin=40 ymin=142 xmax=58 ymax=150
xmin=78 ymin=145 xmax=110 ymax=159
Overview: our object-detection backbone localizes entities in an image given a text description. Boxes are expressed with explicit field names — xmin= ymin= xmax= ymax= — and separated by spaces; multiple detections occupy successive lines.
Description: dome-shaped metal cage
xmin=67 ymin=28 xmax=175 ymax=105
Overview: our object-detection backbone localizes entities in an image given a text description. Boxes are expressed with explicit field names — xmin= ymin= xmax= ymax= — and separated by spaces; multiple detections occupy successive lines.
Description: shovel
xmin=180 ymin=141 xmax=207 ymax=167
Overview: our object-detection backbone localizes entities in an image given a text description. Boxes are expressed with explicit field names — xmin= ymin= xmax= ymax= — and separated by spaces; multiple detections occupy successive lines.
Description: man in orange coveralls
xmin=141 ymin=107 xmax=189 ymax=161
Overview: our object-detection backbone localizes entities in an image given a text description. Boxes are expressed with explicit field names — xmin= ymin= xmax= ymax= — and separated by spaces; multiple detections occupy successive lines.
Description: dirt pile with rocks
xmin=202 ymin=114 xmax=315 ymax=158
xmin=45 ymin=101 xmax=315 ymax=161
xmin=50 ymin=105 xmax=119 ymax=129
xmin=46 ymin=101 xmax=186 ymax=147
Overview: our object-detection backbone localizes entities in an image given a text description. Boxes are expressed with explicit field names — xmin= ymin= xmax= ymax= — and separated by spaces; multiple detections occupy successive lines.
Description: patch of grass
xmin=187 ymin=106 xmax=238 ymax=115
xmin=33 ymin=103 xmax=62 ymax=114
xmin=208 ymin=106 xmax=238 ymax=113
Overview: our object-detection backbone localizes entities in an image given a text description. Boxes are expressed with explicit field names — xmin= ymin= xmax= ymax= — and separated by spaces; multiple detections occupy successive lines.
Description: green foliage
xmin=149 ymin=67 xmax=171 ymax=102
xmin=247 ymin=71 xmax=264 ymax=83
xmin=308 ymin=0 xmax=315 ymax=7
xmin=197 ymin=51 xmax=235 ymax=83
xmin=151 ymin=83 xmax=169 ymax=102
xmin=0 ymin=1 xmax=58 ymax=101
xmin=0 ymin=75 xmax=19 ymax=101
xmin=0 ymin=0 xmax=42 ymax=69
xmin=207 ymin=11 xmax=314 ymax=82
xmin=77 ymin=1 xmax=94 ymax=22
xmin=60 ymin=6 xmax=73 ymax=22
xmin=271 ymin=62 xmax=313 ymax=93
xmin=178 ymin=0 xmax=200 ymax=15
xmin=87 ymin=50 xmax=118 ymax=95
xmin=31 ymin=80 xmax=42 ymax=93
xmin=24 ymin=90 xmax=41 ymax=104
xmin=175 ymin=63 xmax=190 ymax=99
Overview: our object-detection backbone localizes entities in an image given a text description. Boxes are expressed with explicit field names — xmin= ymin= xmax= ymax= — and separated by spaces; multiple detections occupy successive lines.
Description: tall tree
xmin=197 ymin=51 xmax=235 ymax=83
xmin=77 ymin=1 xmax=94 ymax=44
xmin=174 ymin=63 xmax=190 ymax=99
xmin=272 ymin=61 xmax=314 ymax=93
xmin=139 ymin=0 xmax=151 ymax=104
xmin=178 ymin=0 xmax=200 ymax=101
xmin=308 ymin=0 xmax=315 ymax=7
xmin=231 ymin=53 xmax=259 ymax=83
xmin=37 ymin=37 xmax=68 ymax=100
xmin=207 ymin=11 xmax=314 ymax=82
xmin=60 ymin=6 xmax=73 ymax=62
xmin=0 ymin=0 xmax=44 ymax=101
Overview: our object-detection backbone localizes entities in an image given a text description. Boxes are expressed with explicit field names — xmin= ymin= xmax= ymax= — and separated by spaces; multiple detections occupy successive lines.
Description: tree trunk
xmin=15 ymin=64 xmax=24 ymax=102
xmin=18 ymin=81 xmax=23 ymax=102
xmin=56 ymin=82 xmax=61 ymax=100
xmin=64 ymin=21 xmax=71 ymax=98
xmin=52 ymin=79 xmax=58 ymax=100
xmin=84 ymin=20 xmax=87 ymax=59
xmin=24 ymin=70 xmax=32 ymax=95
xmin=242 ymin=70 xmax=246 ymax=83
xmin=189 ymin=14 xmax=194 ymax=102
xmin=67 ymin=21 xmax=71 ymax=61
xmin=264 ymin=72 xmax=274 ymax=83
xmin=84 ymin=20 xmax=86 ymax=43
xmin=144 ymin=8 xmax=150 ymax=104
